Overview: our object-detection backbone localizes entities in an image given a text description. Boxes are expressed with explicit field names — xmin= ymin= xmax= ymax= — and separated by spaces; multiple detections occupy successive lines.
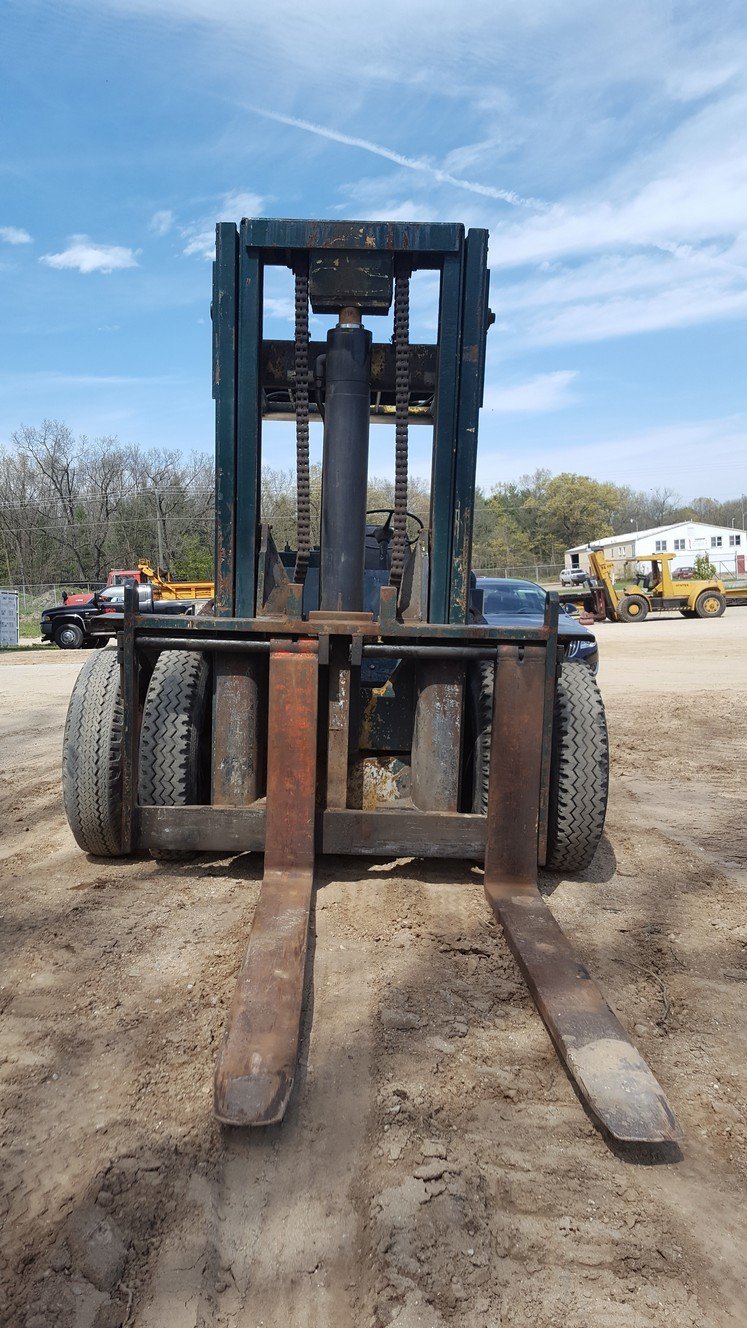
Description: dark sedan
xmin=476 ymin=576 xmax=599 ymax=673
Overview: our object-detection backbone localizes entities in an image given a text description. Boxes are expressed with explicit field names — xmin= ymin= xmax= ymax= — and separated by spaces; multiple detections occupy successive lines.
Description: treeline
xmin=474 ymin=470 xmax=745 ymax=568
xmin=0 ymin=422 xmax=214 ymax=588
xmin=0 ymin=421 xmax=742 ymax=587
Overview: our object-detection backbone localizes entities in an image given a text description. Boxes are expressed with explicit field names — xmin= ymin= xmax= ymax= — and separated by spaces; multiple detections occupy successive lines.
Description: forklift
xmin=62 ymin=218 xmax=679 ymax=1145
xmin=562 ymin=547 xmax=745 ymax=622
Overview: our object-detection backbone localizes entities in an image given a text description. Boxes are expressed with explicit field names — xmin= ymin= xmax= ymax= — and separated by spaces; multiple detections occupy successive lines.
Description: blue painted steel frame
xmin=429 ymin=253 xmax=463 ymax=624
xmin=235 ymin=226 xmax=263 ymax=618
xmin=212 ymin=223 xmax=239 ymax=615
xmin=449 ymin=229 xmax=491 ymax=623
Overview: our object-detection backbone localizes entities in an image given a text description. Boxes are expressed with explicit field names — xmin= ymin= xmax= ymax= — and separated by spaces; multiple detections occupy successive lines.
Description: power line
xmin=0 ymin=488 xmax=214 ymax=510
xmin=0 ymin=514 xmax=214 ymax=536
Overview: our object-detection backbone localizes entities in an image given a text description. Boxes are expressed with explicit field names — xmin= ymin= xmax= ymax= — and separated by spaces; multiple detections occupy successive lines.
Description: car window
xmin=99 ymin=586 xmax=150 ymax=604
xmin=482 ymin=584 xmax=546 ymax=615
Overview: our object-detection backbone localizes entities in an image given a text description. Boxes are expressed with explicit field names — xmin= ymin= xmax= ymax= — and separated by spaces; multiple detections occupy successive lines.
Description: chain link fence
xmin=1 ymin=582 xmax=103 ymax=610
xmin=474 ymin=564 xmax=564 ymax=584
xmin=0 ymin=584 xmax=104 ymax=639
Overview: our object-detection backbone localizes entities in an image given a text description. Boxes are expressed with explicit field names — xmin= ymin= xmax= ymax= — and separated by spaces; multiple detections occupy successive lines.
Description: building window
xmin=674 ymin=538 xmax=686 ymax=551
xmin=729 ymin=534 xmax=741 ymax=546
xmin=711 ymin=536 xmax=722 ymax=548
xmin=655 ymin=540 xmax=667 ymax=551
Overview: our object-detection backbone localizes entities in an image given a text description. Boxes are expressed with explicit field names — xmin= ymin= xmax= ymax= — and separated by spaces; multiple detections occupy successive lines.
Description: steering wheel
xmin=366 ymin=508 xmax=425 ymax=547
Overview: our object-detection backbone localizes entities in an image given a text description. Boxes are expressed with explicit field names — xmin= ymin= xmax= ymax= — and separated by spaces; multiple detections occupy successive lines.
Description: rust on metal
xmin=484 ymin=881 xmax=681 ymax=1143
xmin=211 ymin=653 xmax=265 ymax=805
xmin=137 ymin=804 xmax=487 ymax=858
xmin=411 ymin=659 xmax=464 ymax=811
xmin=537 ymin=593 xmax=559 ymax=867
xmin=482 ymin=643 xmax=680 ymax=1145
xmin=356 ymin=755 xmax=411 ymax=809
xmin=213 ymin=641 xmax=318 ymax=1126
xmin=325 ymin=636 xmax=352 ymax=808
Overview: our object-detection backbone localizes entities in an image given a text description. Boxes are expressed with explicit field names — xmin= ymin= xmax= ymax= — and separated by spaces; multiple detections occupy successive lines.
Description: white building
xmin=566 ymin=521 xmax=747 ymax=579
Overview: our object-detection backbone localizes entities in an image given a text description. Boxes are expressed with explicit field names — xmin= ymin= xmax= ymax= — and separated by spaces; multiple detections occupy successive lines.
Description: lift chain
xmin=390 ymin=265 xmax=410 ymax=588
xmin=294 ymin=257 xmax=311 ymax=584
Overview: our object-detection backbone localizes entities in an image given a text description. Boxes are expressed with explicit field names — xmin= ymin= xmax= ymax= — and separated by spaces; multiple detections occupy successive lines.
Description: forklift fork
xmin=483 ymin=643 xmax=680 ymax=1145
xmin=215 ymin=632 xmax=679 ymax=1144
xmin=214 ymin=642 xmax=318 ymax=1126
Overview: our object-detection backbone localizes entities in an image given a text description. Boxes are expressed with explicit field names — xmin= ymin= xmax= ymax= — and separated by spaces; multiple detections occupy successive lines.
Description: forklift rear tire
xmin=62 ymin=649 xmax=125 ymax=857
xmin=617 ymin=594 xmax=648 ymax=623
xmin=546 ymin=663 xmax=609 ymax=872
xmin=138 ymin=652 xmax=211 ymax=856
xmin=694 ymin=590 xmax=725 ymax=618
xmin=468 ymin=661 xmax=608 ymax=873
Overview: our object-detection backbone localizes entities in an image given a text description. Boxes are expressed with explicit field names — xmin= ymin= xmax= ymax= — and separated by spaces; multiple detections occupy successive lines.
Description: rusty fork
xmin=214 ymin=641 xmax=318 ymax=1126
xmin=483 ymin=643 xmax=680 ymax=1145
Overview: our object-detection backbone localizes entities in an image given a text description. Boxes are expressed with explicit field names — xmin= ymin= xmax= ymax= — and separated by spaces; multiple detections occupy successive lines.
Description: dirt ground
xmin=1 ymin=614 xmax=746 ymax=1328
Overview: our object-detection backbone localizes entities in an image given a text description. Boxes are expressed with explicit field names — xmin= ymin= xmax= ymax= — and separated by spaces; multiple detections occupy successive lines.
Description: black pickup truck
xmin=41 ymin=585 xmax=197 ymax=648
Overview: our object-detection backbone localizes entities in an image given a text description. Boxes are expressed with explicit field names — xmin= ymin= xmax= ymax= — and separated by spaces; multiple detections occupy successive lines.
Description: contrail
xmin=246 ymin=106 xmax=546 ymax=210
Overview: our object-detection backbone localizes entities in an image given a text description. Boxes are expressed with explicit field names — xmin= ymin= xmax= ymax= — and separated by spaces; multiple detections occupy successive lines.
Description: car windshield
xmin=481 ymin=583 xmax=546 ymax=616
xmin=99 ymin=586 xmax=150 ymax=604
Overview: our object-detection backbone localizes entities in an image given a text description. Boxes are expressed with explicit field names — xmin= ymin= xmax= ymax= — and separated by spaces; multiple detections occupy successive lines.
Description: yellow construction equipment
xmin=563 ymin=548 xmax=747 ymax=622
xmin=135 ymin=560 xmax=214 ymax=602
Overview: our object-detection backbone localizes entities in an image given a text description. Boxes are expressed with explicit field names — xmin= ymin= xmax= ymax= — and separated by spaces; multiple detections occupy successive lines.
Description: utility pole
xmin=155 ymin=489 xmax=166 ymax=571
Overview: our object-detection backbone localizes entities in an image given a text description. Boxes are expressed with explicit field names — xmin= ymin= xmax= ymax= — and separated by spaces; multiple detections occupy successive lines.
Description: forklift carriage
xmin=63 ymin=218 xmax=679 ymax=1145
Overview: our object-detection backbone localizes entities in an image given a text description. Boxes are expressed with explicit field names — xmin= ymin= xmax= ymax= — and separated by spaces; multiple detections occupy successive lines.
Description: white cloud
xmin=244 ymin=106 xmax=545 ymax=209
xmin=0 ymin=226 xmax=32 ymax=245
xmin=40 ymin=236 xmax=139 ymax=274
xmin=482 ymin=82 xmax=747 ymax=344
xmin=483 ymin=370 xmax=578 ymax=414
xmin=182 ymin=230 xmax=215 ymax=261
xmin=182 ymin=189 xmax=265 ymax=259
xmin=220 ymin=190 xmax=266 ymax=218
xmin=150 ymin=209 xmax=175 ymax=236
xmin=523 ymin=281 xmax=747 ymax=346
xmin=491 ymin=234 xmax=747 ymax=345
xmin=263 ymin=296 xmax=295 ymax=321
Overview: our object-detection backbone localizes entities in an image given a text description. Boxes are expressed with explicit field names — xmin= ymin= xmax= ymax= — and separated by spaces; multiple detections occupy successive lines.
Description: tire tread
xmin=138 ymin=652 xmax=210 ymax=806
xmin=62 ymin=649 xmax=124 ymax=856
xmin=546 ymin=663 xmax=609 ymax=871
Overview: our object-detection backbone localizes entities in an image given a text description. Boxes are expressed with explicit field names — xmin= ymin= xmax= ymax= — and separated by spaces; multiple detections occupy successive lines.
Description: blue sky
xmin=1 ymin=0 xmax=746 ymax=499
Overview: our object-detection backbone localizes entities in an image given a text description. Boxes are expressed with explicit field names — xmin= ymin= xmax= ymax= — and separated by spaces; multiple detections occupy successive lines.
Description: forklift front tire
xmin=138 ymin=652 xmax=212 ymax=857
xmin=468 ymin=660 xmax=608 ymax=873
xmin=617 ymin=594 xmax=649 ymax=623
xmin=546 ymin=663 xmax=609 ymax=872
xmin=62 ymin=649 xmax=125 ymax=857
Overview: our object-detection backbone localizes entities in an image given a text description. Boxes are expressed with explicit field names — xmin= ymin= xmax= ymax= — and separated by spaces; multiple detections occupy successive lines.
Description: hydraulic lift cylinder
xmin=320 ymin=315 xmax=372 ymax=612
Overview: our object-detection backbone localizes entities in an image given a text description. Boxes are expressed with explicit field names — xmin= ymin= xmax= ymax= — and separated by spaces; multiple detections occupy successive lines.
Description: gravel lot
xmin=1 ymin=614 xmax=746 ymax=1328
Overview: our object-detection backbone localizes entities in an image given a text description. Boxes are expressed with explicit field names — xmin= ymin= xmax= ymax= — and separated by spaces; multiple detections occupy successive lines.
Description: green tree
xmin=531 ymin=472 xmax=619 ymax=553
xmin=693 ymin=553 xmax=717 ymax=580
xmin=171 ymin=534 xmax=214 ymax=581
xmin=473 ymin=488 xmax=536 ymax=567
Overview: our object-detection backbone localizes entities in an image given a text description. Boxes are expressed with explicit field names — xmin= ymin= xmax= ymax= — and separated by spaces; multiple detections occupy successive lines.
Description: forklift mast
xmin=211 ymin=218 xmax=491 ymax=626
